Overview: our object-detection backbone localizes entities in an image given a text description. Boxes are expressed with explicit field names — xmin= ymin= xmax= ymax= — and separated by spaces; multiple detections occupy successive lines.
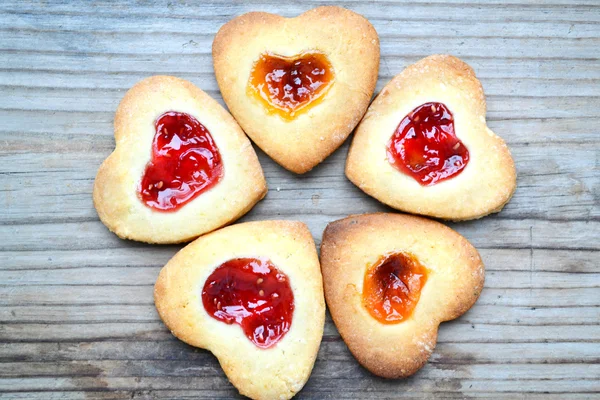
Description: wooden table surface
xmin=1 ymin=1 xmax=599 ymax=399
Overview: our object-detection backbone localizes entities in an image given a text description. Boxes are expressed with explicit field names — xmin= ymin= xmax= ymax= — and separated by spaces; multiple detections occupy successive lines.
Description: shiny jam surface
xmin=201 ymin=258 xmax=294 ymax=349
xmin=248 ymin=51 xmax=334 ymax=119
xmin=363 ymin=252 xmax=428 ymax=324
xmin=386 ymin=102 xmax=469 ymax=186
xmin=139 ymin=111 xmax=223 ymax=211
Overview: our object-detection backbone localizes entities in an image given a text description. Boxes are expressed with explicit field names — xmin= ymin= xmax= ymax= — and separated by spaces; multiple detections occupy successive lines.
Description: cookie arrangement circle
xmin=93 ymin=6 xmax=516 ymax=400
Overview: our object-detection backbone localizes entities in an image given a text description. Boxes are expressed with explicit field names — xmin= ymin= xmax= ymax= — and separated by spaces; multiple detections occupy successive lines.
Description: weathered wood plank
xmin=2 ymin=54 xmax=598 ymax=82
xmin=2 ymin=1 xmax=599 ymax=24
xmin=0 ymin=266 xmax=596 ymax=289
xmin=2 ymin=116 xmax=597 ymax=147
xmin=0 ymin=376 xmax=598 ymax=394
xmin=2 ymin=304 xmax=598 ymax=327
xmin=3 ymin=9 xmax=600 ymax=39
xmin=0 ymin=248 xmax=176 ymax=270
xmin=0 ymin=143 xmax=598 ymax=223
xmin=0 ymin=216 xmax=597 ymax=251
xmin=5 ymin=29 xmax=597 ymax=59
xmin=6 ymin=71 xmax=600 ymax=99
xmin=2 ymin=217 xmax=598 ymax=251
xmin=2 ymin=360 xmax=598 ymax=381
xmin=0 ymin=393 xmax=596 ymax=400
xmin=4 ymin=0 xmax=600 ymax=6
xmin=0 ymin=392 xmax=594 ymax=400
xmin=2 ymin=113 xmax=597 ymax=146
xmin=3 ymin=304 xmax=598 ymax=325
xmin=2 ymin=86 xmax=598 ymax=119
xmin=0 ymin=249 xmax=596 ymax=274
xmin=1 ymin=340 xmax=598 ymax=364
xmin=0 ymin=305 xmax=161 ymax=323
xmin=1 ymin=321 xmax=598 ymax=343
xmin=1 ymin=285 xmax=597 ymax=307
xmin=0 ymin=393 xmax=134 ymax=400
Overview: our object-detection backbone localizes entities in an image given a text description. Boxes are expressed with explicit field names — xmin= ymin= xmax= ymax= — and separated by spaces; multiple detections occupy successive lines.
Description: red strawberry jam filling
xmin=202 ymin=258 xmax=294 ymax=349
xmin=363 ymin=252 xmax=428 ymax=324
xmin=387 ymin=102 xmax=469 ymax=186
xmin=248 ymin=51 xmax=334 ymax=119
xmin=139 ymin=111 xmax=223 ymax=211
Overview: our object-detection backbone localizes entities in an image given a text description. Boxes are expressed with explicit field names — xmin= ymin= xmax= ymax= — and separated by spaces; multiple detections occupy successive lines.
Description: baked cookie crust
xmin=93 ymin=76 xmax=267 ymax=244
xmin=320 ymin=213 xmax=484 ymax=378
xmin=213 ymin=6 xmax=380 ymax=174
xmin=155 ymin=220 xmax=325 ymax=400
xmin=346 ymin=55 xmax=517 ymax=220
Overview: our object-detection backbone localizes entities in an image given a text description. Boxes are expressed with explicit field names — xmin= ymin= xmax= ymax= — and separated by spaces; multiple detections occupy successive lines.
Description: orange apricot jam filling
xmin=247 ymin=51 xmax=334 ymax=119
xmin=363 ymin=252 xmax=428 ymax=324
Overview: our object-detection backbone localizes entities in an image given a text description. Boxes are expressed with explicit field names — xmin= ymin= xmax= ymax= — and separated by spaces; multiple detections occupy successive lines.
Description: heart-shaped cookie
xmin=213 ymin=6 xmax=380 ymax=174
xmin=346 ymin=55 xmax=517 ymax=220
xmin=93 ymin=76 xmax=267 ymax=243
xmin=320 ymin=213 xmax=484 ymax=378
xmin=155 ymin=220 xmax=325 ymax=400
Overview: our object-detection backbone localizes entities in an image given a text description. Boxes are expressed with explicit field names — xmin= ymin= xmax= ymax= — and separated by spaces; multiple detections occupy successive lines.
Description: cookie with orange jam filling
xmin=320 ymin=213 xmax=484 ymax=378
xmin=346 ymin=55 xmax=516 ymax=220
xmin=155 ymin=220 xmax=325 ymax=400
xmin=93 ymin=76 xmax=267 ymax=244
xmin=213 ymin=6 xmax=379 ymax=173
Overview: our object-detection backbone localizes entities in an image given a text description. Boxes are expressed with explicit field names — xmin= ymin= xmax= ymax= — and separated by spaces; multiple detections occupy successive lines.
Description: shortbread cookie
xmin=320 ymin=213 xmax=484 ymax=378
xmin=93 ymin=76 xmax=267 ymax=243
xmin=155 ymin=220 xmax=325 ymax=400
xmin=346 ymin=55 xmax=516 ymax=220
xmin=213 ymin=6 xmax=379 ymax=174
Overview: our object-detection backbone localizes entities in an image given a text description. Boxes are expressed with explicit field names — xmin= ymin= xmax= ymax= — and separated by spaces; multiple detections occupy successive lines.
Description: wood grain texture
xmin=0 ymin=0 xmax=599 ymax=398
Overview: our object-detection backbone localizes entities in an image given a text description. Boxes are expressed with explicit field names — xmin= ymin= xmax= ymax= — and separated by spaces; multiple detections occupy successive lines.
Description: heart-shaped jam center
xmin=387 ymin=102 xmax=469 ymax=186
xmin=248 ymin=51 xmax=334 ymax=119
xmin=363 ymin=252 xmax=428 ymax=324
xmin=139 ymin=111 xmax=223 ymax=211
xmin=202 ymin=258 xmax=294 ymax=349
